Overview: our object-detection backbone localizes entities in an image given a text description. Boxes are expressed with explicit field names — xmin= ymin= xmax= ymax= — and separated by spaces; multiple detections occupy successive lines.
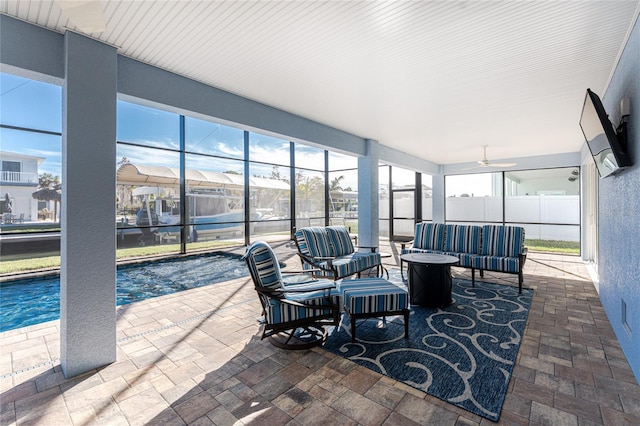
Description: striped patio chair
xmin=243 ymin=241 xmax=340 ymax=349
xmin=293 ymin=226 xmax=382 ymax=280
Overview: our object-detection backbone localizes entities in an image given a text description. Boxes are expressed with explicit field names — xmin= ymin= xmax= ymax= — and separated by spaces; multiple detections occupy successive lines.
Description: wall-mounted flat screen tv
xmin=579 ymin=88 xmax=630 ymax=178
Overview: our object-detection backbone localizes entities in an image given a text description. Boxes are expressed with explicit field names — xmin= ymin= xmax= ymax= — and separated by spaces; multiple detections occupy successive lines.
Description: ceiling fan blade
xmin=57 ymin=0 xmax=106 ymax=33
xmin=485 ymin=162 xmax=517 ymax=168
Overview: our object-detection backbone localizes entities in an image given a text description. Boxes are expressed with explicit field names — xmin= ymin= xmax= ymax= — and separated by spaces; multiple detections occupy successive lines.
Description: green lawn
xmin=0 ymin=224 xmax=60 ymax=234
xmin=0 ymin=240 xmax=244 ymax=275
xmin=525 ymin=239 xmax=580 ymax=254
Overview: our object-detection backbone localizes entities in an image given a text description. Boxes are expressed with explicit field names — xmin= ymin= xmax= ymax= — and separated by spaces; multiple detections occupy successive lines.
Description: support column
xmin=431 ymin=170 xmax=445 ymax=223
xmin=357 ymin=139 xmax=380 ymax=249
xmin=61 ymin=32 xmax=117 ymax=378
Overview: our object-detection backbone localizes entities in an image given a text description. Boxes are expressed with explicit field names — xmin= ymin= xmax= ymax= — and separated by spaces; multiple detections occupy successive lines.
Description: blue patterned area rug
xmin=322 ymin=271 xmax=533 ymax=422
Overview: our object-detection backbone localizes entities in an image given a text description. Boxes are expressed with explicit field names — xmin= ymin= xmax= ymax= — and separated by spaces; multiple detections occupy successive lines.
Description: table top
xmin=400 ymin=252 xmax=459 ymax=265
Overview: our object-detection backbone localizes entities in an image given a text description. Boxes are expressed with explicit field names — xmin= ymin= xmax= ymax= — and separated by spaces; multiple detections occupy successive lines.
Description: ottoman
xmin=337 ymin=278 xmax=410 ymax=342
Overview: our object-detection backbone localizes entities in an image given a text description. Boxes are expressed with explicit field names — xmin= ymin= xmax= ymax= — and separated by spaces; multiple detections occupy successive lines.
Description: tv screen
xmin=579 ymin=88 xmax=630 ymax=177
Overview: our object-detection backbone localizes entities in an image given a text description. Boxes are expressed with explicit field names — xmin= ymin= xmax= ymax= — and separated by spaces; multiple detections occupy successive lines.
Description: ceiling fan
xmin=464 ymin=145 xmax=517 ymax=170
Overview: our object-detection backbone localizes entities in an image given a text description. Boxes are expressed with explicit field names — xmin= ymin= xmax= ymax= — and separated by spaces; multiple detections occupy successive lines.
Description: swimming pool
xmin=0 ymin=252 xmax=248 ymax=333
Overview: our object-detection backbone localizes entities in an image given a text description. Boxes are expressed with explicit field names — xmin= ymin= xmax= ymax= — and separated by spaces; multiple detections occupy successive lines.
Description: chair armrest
xmin=277 ymin=297 xmax=320 ymax=309
xmin=296 ymin=252 xmax=334 ymax=264
xmin=256 ymin=287 xmax=286 ymax=298
xmin=283 ymin=269 xmax=321 ymax=274
xmin=401 ymin=240 xmax=414 ymax=250
xmin=283 ymin=282 xmax=335 ymax=293
xmin=520 ymin=247 xmax=528 ymax=265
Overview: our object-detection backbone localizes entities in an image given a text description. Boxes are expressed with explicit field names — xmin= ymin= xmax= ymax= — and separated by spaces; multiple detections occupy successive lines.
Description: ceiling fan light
xmin=57 ymin=0 xmax=106 ymax=33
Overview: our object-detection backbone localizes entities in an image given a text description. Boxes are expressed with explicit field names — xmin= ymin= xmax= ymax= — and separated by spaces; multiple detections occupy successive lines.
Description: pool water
xmin=0 ymin=252 xmax=248 ymax=333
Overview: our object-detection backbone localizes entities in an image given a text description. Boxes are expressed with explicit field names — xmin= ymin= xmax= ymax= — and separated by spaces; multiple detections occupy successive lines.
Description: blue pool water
xmin=0 ymin=252 xmax=248 ymax=332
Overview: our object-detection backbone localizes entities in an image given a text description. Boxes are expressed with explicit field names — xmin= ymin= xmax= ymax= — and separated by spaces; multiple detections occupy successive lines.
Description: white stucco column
xmin=357 ymin=139 xmax=380 ymax=249
xmin=61 ymin=32 xmax=117 ymax=378
xmin=431 ymin=170 xmax=445 ymax=223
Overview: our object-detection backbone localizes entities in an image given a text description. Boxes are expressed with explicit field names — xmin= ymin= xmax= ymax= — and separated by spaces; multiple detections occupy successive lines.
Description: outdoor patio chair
xmin=293 ymin=225 xmax=381 ymax=280
xmin=243 ymin=241 xmax=340 ymax=349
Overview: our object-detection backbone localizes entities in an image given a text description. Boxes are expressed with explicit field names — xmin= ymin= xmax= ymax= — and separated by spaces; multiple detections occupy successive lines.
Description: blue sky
xmin=1 ymin=71 xmax=360 ymax=187
xmin=1 ymin=73 xmax=62 ymax=177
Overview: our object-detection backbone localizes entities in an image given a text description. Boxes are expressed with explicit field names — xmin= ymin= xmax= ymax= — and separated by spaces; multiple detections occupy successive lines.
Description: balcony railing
xmin=1 ymin=171 xmax=38 ymax=184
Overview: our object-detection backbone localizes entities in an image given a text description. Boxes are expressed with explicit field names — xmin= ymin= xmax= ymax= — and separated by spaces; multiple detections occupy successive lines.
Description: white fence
xmin=446 ymin=195 xmax=580 ymax=241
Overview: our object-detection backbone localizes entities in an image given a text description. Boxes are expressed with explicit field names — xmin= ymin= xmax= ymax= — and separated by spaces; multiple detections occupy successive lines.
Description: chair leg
xmin=351 ymin=314 xmax=357 ymax=343
xmin=471 ymin=268 xmax=475 ymax=287
xmin=404 ymin=310 xmax=409 ymax=339
xmin=518 ymin=269 xmax=523 ymax=294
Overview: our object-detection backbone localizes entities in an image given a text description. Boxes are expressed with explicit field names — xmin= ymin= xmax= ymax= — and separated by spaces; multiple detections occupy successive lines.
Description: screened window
xmin=185 ymin=117 xmax=244 ymax=158
xmin=421 ymin=174 xmax=433 ymax=222
xmin=116 ymin=144 xmax=182 ymax=253
xmin=185 ymin=154 xmax=245 ymax=247
xmin=295 ymin=144 xmax=325 ymax=170
xmin=504 ymin=168 xmax=580 ymax=252
xmin=117 ymin=101 xmax=180 ymax=149
xmin=295 ymin=168 xmax=325 ymax=224
xmin=249 ymin=133 xmax=290 ymax=166
xmin=378 ymin=165 xmax=390 ymax=238
xmin=329 ymin=152 xmax=358 ymax=229
xmin=0 ymin=72 xmax=62 ymax=271
xmin=445 ymin=168 xmax=581 ymax=254
xmin=0 ymin=73 xmax=62 ymax=133
xmin=391 ymin=166 xmax=416 ymax=239
xmin=446 ymin=173 xmax=503 ymax=223
xmin=249 ymin=162 xmax=290 ymax=218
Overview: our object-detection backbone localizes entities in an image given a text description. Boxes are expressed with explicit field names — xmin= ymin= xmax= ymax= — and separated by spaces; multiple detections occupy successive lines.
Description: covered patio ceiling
xmin=2 ymin=1 xmax=638 ymax=164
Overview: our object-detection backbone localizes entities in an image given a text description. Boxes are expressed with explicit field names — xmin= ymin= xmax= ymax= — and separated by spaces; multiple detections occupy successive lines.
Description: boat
xmin=131 ymin=186 xmax=245 ymax=244
xmin=116 ymin=163 xmax=292 ymax=244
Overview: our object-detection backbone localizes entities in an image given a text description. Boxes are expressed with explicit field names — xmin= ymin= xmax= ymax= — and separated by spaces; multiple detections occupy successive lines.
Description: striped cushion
xmin=244 ymin=241 xmax=282 ymax=289
xmin=443 ymin=252 xmax=475 ymax=268
xmin=413 ymin=222 xmax=445 ymax=251
xmin=326 ymin=226 xmax=355 ymax=256
xmin=266 ymin=291 xmax=339 ymax=324
xmin=294 ymin=229 xmax=311 ymax=257
xmin=298 ymin=227 xmax=334 ymax=258
xmin=444 ymin=225 xmax=482 ymax=254
xmin=331 ymin=252 xmax=382 ymax=279
xmin=282 ymin=279 xmax=335 ymax=292
xmin=472 ymin=255 xmax=521 ymax=274
xmin=338 ymin=278 xmax=408 ymax=315
xmin=481 ymin=225 xmax=525 ymax=257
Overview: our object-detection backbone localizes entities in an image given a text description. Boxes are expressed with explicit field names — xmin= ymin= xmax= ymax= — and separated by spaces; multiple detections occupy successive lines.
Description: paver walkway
xmin=2 ymin=242 xmax=639 ymax=425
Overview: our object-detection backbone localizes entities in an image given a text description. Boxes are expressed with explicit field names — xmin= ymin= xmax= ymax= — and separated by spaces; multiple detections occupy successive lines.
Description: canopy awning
xmin=117 ymin=163 xmax=289 ymax=190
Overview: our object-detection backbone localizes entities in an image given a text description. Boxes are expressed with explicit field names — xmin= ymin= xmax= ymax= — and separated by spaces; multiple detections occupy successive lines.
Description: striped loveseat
xmin=401 ymin=222 xmax=527 ymax=293
xmin=294 ymin=226 xmax=382 ymax=280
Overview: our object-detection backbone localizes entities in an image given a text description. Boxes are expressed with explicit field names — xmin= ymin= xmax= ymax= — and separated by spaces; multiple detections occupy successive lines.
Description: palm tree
xmin=329 ymin=175 xmax=344 ymax=192
xmin=38 ymin=172 xmax=60 ymax=189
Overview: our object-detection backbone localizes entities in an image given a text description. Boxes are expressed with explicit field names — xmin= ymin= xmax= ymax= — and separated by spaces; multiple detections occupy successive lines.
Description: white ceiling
xmin=2 ymin=0 xmax=639 ymax=165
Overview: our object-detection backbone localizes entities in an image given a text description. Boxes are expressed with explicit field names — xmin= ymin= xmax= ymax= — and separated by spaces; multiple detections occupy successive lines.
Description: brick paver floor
xmin=2 ymin=241 xmax=639 ymax=425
